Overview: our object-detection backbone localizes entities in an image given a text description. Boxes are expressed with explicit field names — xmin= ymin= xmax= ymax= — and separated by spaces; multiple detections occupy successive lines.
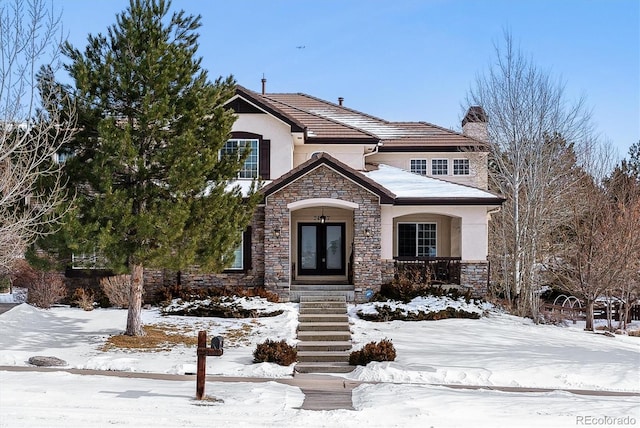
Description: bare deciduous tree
xmin=467 ymin=32 xmax=595 ymax=320
xmin=547 ymin=144 xmax=639 ymax=331
xmin=0 ymin=0 xmax=75 ymax=272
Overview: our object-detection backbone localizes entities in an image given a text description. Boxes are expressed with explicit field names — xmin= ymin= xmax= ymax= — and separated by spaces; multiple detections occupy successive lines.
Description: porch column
xmin=352 ymin=200 xmax=382 ymax=300
xmin=264 ymin=197 xmax=290 ymax=301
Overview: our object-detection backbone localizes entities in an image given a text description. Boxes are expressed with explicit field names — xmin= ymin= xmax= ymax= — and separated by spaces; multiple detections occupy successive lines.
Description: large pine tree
xmin=60 ymin=0 xmax=259 ymax=335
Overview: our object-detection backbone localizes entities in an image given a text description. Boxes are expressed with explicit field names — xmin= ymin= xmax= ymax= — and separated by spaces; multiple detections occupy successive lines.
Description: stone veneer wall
xmin=460 ymin=261 xmax=489 ymax=297
xmin=265 ymin=165 xmax=382 ymax=301
xmin=141 ymin=207 xmax=266 ymax=303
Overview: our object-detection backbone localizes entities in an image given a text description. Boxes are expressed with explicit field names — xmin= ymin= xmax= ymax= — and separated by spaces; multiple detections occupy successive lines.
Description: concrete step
xmin=299 ymin=306 xmax=346 ymax=315
xmin=298 ymin=314 xmax=348 ymax=323
xmin=296 ymin=341 xmax=352 ymax=352
xmin=297 ymin=351 xmax=350 ymax=363
xmin=296 ymin=293 xmax=352 ymax=303
xmin=295 ymin=362 xmax=355 ymax=374
xmin=297 ymin=322 xmax=350 ymax=332
xmin=300 ymin=296 xmax=347 ymax=309
xmin=291 ymin=284 xmax=354 ymax=292
xmin=297 ymin=330 xmax=351 ymax=342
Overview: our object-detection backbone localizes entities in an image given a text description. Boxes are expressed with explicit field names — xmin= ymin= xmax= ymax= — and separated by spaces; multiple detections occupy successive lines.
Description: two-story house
xmin=145 ymin=84 xmax=504 ymax=302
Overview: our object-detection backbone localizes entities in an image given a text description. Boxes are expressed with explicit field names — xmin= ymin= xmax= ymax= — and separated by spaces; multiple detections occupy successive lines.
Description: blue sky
xmin=57 ymin=0 xmax=639 ymax=159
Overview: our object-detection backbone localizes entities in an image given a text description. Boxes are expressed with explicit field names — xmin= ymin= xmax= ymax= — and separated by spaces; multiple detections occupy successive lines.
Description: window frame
xmin=453 ymin=158 xmax=470 ymax=176
xmin=431 ymin=158 xmax=449 ymax=175
xmin=227 ymin=237 xmax=244 ymax=270
xmin=410 ymin=158 xmax=428 ymax=176
xmin=397 ymin=222 xmax=437 ymax=258
xmin=223 ymin=227 xmax=252 ymax=273
xmin=221 ymin=138 xmax=259 ymax=179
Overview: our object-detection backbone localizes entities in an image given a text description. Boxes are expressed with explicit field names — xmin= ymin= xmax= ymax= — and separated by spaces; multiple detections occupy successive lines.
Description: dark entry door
xmin=298 ymin=223 xmax=345 ymax=275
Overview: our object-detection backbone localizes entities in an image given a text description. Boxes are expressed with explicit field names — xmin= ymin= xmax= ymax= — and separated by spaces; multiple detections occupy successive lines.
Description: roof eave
xmin=232 ymin=86 xmax=306 ymax=133
xmin=393 ymin=197 xmax=506 ymax=206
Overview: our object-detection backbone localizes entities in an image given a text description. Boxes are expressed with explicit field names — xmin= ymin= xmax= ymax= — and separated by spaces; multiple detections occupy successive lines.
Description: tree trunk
xmin=125 ymin=263 xmax=145 ymax=336
xmin=585 ymin=299 xmax=595 ymax=331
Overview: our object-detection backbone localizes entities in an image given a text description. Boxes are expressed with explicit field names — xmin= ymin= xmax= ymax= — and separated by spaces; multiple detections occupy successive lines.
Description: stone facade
xmin=142 ymin=207 xmax=266 ymax=302
xmin=460 ymin=261 xmax=489 ymax=297
xmin=264 ymin=164 xmax=382 ymax=300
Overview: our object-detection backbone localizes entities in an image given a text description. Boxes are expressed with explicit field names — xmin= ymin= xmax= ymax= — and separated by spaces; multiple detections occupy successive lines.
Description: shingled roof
xmin=231 ymin=86 xmax=486 ymax=150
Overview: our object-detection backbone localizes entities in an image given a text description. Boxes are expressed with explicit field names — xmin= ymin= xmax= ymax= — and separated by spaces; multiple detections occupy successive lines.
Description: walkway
xmin=2 ymin=366 xmax=639 ymax=411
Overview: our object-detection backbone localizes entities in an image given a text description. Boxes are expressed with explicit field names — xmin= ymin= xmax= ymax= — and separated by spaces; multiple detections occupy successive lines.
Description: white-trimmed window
xmin=71 ymin=252 xmax=108 ymax=269
xmin=221 ymin=139 xmax=258 ymax=179
xmin=453 ymin=159 xmax=470 ymax=175
xmin=54 ymin=151 xmax=74 ymax=164
xmin=410 ymin=159 xmax=428 ymax=176
xmin=431 ymin=159 xmax=448 ymax=175
xmin=398 ymin=223 xmax=437 ymax=257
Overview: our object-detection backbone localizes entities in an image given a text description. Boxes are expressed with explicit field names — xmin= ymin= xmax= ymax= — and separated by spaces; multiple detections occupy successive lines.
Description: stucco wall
xmin=380 ymin=205 xmax=489 ymax=261
xmin=232 ymin=114 xmax=294 ymax=180
xmin=293 ymin=144 xmax=368 ymax=171
xmin=368 ymin=151 xmax=488 ymax=189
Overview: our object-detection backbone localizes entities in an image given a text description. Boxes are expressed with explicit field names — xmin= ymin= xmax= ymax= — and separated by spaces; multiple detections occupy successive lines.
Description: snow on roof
xmin=308 ymin=108 xmax=434 ymax=139
xmin=363 ymin=164 xmax=498 ymax=199
xmin=225 ymin=180 xmax=270 ymax=197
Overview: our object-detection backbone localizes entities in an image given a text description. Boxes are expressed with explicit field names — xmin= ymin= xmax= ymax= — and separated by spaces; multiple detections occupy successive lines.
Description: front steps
xmin=295 ymin=295 xmax=354 ymax=374
xmin=290 ymin=284 xmax=355 ymax=303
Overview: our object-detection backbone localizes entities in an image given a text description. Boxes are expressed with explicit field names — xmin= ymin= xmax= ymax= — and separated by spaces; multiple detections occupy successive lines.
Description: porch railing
xmin=393 ymin=257 xmax=461 ymax=285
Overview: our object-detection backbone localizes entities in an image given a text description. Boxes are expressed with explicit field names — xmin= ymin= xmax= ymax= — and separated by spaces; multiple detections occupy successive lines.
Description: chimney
xmin=462 ymin=106 xmax=488 ymax=142
xmin=261 ymin=76 xmax=266 ymax=95
xmin=338 ymin=97 xmax=344 ymax=106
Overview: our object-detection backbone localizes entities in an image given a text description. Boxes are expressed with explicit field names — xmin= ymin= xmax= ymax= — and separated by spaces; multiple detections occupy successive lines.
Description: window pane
xmin=222 ymin=139 xmax=259 ymax=179
xmin=230 ymin=240 xmax=243 ymax=269
xmin=398 ymin=224 xmax=416 ymax=257
xmin=300 ymin=225 xmax=317 ymax=269
xmin=325 ymin=225 xmax=342 ymax=270
xmin=453 ymin=159 xmax=470 ymax=175
xmin=410 ymin=159 xmax=427 ymax=176
xmin=417 ymin=224 xmax=436 ymax=257
xmin=432 ymin=159 xmax=448 ymax=175
xmin=238 ymin=139 xmax=258 ymax=179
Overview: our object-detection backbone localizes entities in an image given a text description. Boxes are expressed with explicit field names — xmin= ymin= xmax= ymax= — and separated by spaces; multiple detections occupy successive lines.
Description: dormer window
xmin=221 ymin=139 xmax=259 ymax=179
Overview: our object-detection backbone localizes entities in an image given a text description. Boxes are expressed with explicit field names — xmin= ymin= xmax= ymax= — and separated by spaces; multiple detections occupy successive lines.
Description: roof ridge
xmin=293 ymin=92 xmax=392 ymax=124
xmin=261 ymin=93 xmax=381 ymax=140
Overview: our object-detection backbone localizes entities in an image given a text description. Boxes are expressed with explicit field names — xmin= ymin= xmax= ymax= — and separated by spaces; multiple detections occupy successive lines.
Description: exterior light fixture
xmin=274 ymin=226 xmax=281 ymax=238
xmin=365 ymin=228 xmax=371 ymax=237
xmin=320 ymin=208 xmax=326 ymax=224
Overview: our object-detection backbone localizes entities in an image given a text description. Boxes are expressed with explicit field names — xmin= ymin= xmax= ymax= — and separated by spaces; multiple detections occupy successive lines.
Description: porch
xmin=393 ymin=257 xmax=462 ymax=286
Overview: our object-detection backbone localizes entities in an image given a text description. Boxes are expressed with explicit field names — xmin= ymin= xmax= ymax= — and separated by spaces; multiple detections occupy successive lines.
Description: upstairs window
xmin=398 ymin=223 xmax=437 ymax=258
xmin=431 ymin=159 xmax=448 ymax=175
xmin=221 ymin=139 xmax=258 ymax=179
xmin=410 ymin=159 xmax=428 ymax=176
xmin=453 ymin=159 xmax=470 ymax=175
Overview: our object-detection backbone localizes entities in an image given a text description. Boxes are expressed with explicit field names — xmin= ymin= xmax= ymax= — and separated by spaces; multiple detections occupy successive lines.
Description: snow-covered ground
xmin=1 ymin=293 xmax=639 ymax=427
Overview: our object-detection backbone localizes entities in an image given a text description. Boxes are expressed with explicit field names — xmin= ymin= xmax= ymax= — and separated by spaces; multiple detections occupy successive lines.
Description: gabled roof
xmin=261 ymin=152 xmax=395 ymax=204
xmin=230 ymin=86 xmax=486 ymax=150
xmin=260 ymin=153 xmax=504 ymax=206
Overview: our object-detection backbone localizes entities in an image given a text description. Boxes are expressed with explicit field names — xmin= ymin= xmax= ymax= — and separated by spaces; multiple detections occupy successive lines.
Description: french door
xmin=298 ymin=223 xmax=345 ymax=275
